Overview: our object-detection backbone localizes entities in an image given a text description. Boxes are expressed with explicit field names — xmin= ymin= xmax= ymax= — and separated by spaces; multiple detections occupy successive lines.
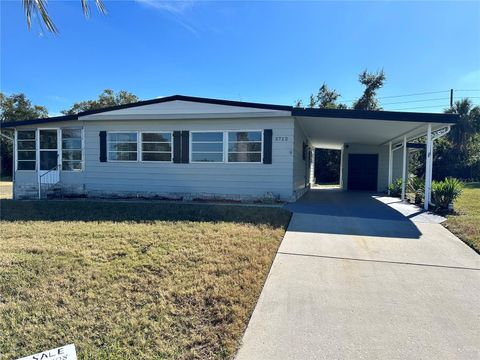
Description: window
xmin=108 ymin=132 xmax=137 ymax=161
xmin=62 ymin=129 xmax=83 ymax=171
xmin=191 ymin=132 xmax=224 ymax=162
xmin=141 ymin=132 xmax=172 ymax=162
xmin=228 ymin=131 xmax=262 ymax=163
xmin=17 ymin=130 xmax=36 ymax=170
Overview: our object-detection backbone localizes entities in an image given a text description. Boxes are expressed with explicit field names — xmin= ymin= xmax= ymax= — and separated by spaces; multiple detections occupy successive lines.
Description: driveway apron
xmin=236 ymin=189 xmax=480 ymax=360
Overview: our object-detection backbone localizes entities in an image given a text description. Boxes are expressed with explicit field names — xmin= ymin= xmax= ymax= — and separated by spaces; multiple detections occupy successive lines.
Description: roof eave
xmin=292 ymin=108 xmax=458 ymax=124
xmin=0 ymin=114 xmax=78 ymax=129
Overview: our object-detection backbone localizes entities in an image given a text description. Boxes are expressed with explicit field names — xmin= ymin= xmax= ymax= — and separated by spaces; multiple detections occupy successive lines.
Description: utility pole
xmin=450 ymin=89 xmax=454 ymax=108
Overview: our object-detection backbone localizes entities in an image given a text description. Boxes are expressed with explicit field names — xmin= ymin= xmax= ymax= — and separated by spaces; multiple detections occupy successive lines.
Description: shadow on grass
xmin=0 ymin=200 xmax=291 ymax=228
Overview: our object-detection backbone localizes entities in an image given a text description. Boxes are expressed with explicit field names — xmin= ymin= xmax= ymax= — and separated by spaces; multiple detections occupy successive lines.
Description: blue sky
xmin=1 ymin=0 xmax=479 ymax=115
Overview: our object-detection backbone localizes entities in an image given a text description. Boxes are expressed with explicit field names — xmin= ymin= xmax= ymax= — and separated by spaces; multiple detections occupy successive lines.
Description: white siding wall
xmin=292 ymin=119 xmax=310 ymax=198
xmin=392 ymin=147 xmax=405 ymax=183
xmin=14 ymin=118 xmax=295 ymax=201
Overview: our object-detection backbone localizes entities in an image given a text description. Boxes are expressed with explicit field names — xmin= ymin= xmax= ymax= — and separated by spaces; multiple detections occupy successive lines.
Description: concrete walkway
xmin=236 ymin=189 xmax=480 ymax=360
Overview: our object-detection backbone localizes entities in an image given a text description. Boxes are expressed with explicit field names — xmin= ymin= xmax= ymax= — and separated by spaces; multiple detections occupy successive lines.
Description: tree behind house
xmin=62 ymin=89 xmax=139 ymax=115
xmin=352 ymin=69 xmax=386 ymax=110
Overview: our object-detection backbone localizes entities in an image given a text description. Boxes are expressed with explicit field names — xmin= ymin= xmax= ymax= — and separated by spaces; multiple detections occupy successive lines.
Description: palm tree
xmin=445 ymin=99 xmax=480 ymax=153
xmin=23 ymin=0 xmax=106 ymax=33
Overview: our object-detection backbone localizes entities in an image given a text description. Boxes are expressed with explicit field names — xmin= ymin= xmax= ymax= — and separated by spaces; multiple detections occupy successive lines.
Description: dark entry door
xmin=347 ymin=154 xmax=378 ymax=191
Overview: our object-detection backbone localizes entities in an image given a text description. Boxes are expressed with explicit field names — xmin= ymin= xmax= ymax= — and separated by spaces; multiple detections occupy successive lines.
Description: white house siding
xmin=80 ymin=100 xmax=291 ymax=120
xmin=292 ymin=118 xmax=310 ymax=199
xmin=83 ymin=118 xmax=294 ymax=201
xmin=341 ymin=143 xmax=392 ymax=192
xmin=13 ymin=117 xmax=296 ymax=201
xmin=392 ymin=147 xmax=405 ymax=183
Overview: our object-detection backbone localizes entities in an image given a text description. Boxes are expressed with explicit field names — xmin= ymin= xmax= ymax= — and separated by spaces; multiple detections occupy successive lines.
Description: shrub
xmin=408 ymin=175 xmax=424 ymax=205
xmin=388 ymin=178 xmax=403 ymax=197
xmin=431 ymin=177 xmax=463 ymax=211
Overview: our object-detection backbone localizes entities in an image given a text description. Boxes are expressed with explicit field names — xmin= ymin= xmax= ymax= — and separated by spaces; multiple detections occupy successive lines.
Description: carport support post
xmin=401 ymin=136 xmax=407 ymax=201
xmin=424 ymin=124 xmax=433 ymax=210
xmin=388 ymin=141 xmax=393 ymax=194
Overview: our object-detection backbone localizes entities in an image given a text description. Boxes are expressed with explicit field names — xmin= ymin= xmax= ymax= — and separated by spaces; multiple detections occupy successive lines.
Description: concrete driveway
xmin=236 ymin=189 xmax=480 ymax=360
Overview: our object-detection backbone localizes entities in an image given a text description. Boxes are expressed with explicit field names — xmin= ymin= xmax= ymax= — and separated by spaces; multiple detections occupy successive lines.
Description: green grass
xmin=0 ymin=200 xmax=291 ymax=359
xmin=445 ymin=182 xmax=480 ymax=253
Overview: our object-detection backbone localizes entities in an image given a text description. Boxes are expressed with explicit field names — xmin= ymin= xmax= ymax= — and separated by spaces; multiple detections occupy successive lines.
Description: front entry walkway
xmin=236 ymin=189 xmax=480 ymax=360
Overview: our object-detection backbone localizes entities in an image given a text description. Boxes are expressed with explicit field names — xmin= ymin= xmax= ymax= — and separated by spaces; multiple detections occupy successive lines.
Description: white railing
xmin=38 ymin=165 xmax=61 ymax=199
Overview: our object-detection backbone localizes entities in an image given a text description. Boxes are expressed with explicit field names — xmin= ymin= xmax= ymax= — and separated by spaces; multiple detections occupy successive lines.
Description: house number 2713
xmin=275 ymin=136 xmax=288 ymax=142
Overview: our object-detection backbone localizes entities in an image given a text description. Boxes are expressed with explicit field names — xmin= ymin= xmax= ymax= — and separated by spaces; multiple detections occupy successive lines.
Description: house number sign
xmin=275 ymin=136 xmax=289 ymax=142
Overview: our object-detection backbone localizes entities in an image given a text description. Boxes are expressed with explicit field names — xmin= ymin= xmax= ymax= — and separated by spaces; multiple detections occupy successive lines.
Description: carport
xmin=293 ymin=108 xmax=458 ymax=209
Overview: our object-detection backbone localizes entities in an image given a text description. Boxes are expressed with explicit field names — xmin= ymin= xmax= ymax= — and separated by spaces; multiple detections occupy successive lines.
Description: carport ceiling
xmin=296 ymin=116 xmax=452 ymax=149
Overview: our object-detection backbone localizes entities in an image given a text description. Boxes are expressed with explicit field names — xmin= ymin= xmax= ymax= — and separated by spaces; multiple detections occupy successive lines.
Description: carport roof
xmin=294 ymin=109 xmax=456 ymax=148
xmin=292 ymin=107 xmax=457 ymax=124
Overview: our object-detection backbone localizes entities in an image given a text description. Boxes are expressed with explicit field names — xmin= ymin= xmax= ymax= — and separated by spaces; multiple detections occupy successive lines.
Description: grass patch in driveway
xmin=0 ymin=200 xmax=290 ymax=359
xmin=445 ymin=182 xmax=480 ymax=253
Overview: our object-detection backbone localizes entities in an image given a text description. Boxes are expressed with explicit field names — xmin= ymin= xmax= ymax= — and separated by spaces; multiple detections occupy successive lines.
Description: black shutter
xmin=181 ymin=131 xmax=189 ymax=163
xmin=263 ymin=129 xmax=272 ymax=164
xmin=173 ymin=131 xmax=182 ymax=163
xmin=99 ymin=131 xmax=107 ymax=162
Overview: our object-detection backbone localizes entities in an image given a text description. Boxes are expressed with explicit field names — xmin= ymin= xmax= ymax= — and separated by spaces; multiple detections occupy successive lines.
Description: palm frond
xmin=23 ymin=0 xmax=58 ymax=33
xmin=81 ymin=0 xmax=107 ymax=17
xmin=23 ymin=0 xmax=106 ymax=33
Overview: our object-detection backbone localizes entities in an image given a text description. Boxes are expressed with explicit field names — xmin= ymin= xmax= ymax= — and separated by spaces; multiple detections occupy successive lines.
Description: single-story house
xmin=1 ymin=95 xmax=457 ymax=208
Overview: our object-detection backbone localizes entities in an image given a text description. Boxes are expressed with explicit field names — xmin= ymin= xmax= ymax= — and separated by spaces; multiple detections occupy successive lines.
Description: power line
xmin=324 ymin=89 xmax=480 ymax=105
xmin=343 ymin=90 xmax=449 ymax=103
xmin=381 ymin=97 xmax=449 ymax=106
xmin=378 ymin=90 xmax=450 ymax=100
xmin=389 ymin=102 xmax=480 ymax=111
xmin=389 ymin=104 xmax=452 ymax=111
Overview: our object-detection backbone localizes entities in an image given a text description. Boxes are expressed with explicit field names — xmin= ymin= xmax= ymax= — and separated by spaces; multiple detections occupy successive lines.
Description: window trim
xmin=15 ymin=129 xmax=37 ymax=171
xmin=226 ymin=130 xmax=264 ymax=164
xmin=61 ymin=127 xmax=84 ymax=172
xmin=188 ymin=130 xmax=265 ymax=164
xmin=106 ymin=131 xmax=139 ymax=162
xmin=189 ymin=130 xmax=226 ymax=164
xmin=139 ymin=131 xmax=174 ymax=163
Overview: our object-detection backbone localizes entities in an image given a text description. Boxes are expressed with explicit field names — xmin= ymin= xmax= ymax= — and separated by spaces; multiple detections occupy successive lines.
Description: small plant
xmin=408 ymin=175 xmax=424 ymax=205
xmin=431 ymin=177 xmax=463 ymax=212
xmin=388 ymin=178 xmax=403 ymax=197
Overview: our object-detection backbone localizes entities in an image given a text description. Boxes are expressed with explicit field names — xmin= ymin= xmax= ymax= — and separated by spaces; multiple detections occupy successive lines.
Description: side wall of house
xmin=292 ymin=118 xmax=311 ymax=199
xmin=13 ymin=118 xmax=296 ymax=201
xmin=341 ymin=143 xmax=402 ymax=192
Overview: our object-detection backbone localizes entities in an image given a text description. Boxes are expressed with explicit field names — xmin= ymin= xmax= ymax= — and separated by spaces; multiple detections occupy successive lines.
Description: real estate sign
xmin=15 ymin=344 xmax=77 ymax=360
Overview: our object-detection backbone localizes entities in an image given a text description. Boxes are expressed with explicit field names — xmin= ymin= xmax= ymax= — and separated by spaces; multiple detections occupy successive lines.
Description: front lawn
xmin=0 ymin=200 xmax=290 ymax=359
xmin=445 ymin=182 xmax=480 ymax=253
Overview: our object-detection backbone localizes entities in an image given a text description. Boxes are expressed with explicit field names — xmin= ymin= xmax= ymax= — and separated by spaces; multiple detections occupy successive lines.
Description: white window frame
xmin=226 ymin=130 xmax=264 ymax=164
xmin=140 ymin=131 xmax=173 ymax=163
xmin=107 ymin=131 xmax=139 ymax=162
xmin=15 ymin=129 xmax=37 ymax=171
xmin=190 ymin=130 xmax=225 ymax=163
xmin=61 ymin=127 xmax=84 ymax=172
